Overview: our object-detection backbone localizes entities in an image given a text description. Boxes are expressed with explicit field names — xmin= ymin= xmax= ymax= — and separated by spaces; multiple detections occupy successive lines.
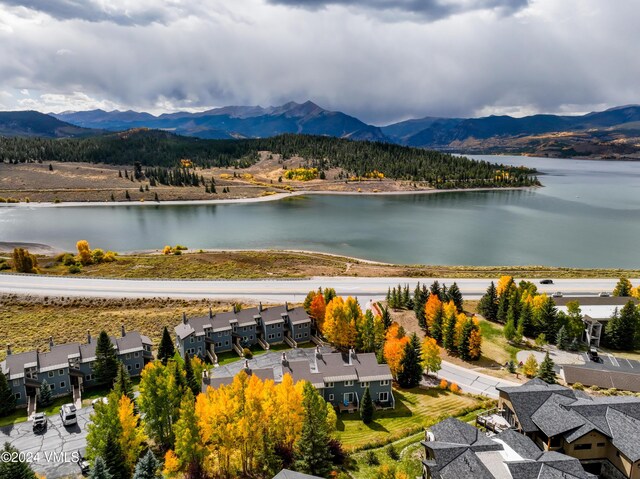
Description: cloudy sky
xmin=0 ymin=0 xmax=637 ymax=124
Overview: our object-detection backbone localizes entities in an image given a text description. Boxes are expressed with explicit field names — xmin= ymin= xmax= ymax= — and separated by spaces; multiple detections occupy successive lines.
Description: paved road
xmin=436 ymin=361 xmax=519 ymax=398
xmin=0 ymin=274 xmax=627 ymax=302
xmin=0 ymin=405 xmax=90 ymax=478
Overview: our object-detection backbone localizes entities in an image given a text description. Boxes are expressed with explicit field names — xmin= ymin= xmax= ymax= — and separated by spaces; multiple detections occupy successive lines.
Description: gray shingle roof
xmin=494 ymin=429 xmax=542 ymax=460
xmin=431 ymin=417 xmax=500 ymax=450
xmin=282 ymin=360 xmax=325 ymax=388
xmin=272 ymin=469 xmax=324 ymax=479
xmin=287 ymin=308 xmax=311 ymax=325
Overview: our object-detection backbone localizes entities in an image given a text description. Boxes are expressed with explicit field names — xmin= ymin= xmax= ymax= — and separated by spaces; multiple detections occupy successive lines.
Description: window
xmin=13 ymin=379 xmax=20 ymax=387
xmin=60 ymin=381 xmax=66 ymax=388
xmin=58 ymin=369 xmax=64 ymax=376
xmin=126 ymin=353 xmax=131 ymax=359
xmin=574 ymin=444 xmax=592 ymax=451
xmin=15 ymin=393 xmax=21 ymax=400
xmin=189 ymin=337 xmax=194 ymax=344
xmin=361 ymin=382 xmax=369 ymax=388
xmin=268 ymin=334 xmax=275 ymax=340
xmin=136 ymin=363 xmax=140 ymax=369
xmin=134 ymin=352 xmax=139 ymax=358
xmin=326 ymin=382 xmax=334 ymax=388
xmin=380 ymin=380 xmax=390 ymax=386
xmin=379 ymin=392 xmax=389 ymax=402
xmin=48 ymin=371 xmax=54 ymax=378
xmin=127 ymin=365 xmax=132 ymax=371
xmin=85 ymin=374 xmax=93 ymax=381
xmin=328 ymin=394 xmax=334 ymax=401
xmin=198 ymin=347 xmax=202 ymax=353
xmin=225 ymin=341 xmax=229 ymax=346
xmin=49 ymin=383 xmax=54 ymax=390
xmin=344 ymin=380 xmax=354 ymax=387
xmin=296 ymin=333 xmax=302 ymax=339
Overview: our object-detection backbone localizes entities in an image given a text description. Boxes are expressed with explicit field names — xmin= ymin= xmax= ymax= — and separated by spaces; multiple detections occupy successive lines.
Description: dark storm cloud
xmin=265 ymin=0 xmax=529 ymax=20
xmin=0 ymin=0 xmax=180 ymax=25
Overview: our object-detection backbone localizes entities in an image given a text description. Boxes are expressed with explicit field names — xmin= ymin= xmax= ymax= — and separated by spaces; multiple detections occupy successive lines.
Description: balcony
xmin=476 ymin=407 xmax=512 ymax=433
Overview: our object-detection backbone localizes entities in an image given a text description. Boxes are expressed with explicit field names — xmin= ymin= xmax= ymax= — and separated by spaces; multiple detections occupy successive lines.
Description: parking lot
xmin=580 ymin=352 xmax=640 ymax=372
xmin=0 ymin=405 xmax=91 ymax=478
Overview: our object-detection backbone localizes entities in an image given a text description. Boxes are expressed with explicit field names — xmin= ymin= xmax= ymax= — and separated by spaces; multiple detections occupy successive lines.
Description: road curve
xmin=0 ymin=274 xmax=628 ymax=302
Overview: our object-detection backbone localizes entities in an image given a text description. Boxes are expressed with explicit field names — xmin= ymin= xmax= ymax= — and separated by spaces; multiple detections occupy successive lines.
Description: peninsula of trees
xmin=0 ymin=130 xmax=540 ymax=189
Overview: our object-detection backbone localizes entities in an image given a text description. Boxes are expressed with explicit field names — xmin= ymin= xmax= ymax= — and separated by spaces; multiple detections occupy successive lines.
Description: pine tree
xmin=380 ymin=305 xmax=392 ymax=330
xmin=413 ymin=283 xmax=428 ymax=330
xmin=519 ymin=302 xmax=535 ymax=338
xmin=360 ymin=387 xmax=373 ymax=424
xmin=537 ymin=351 xmax=557 ymax=384
xmin=157 ymin=327 xmax=175 ymax=365
xmin=125 ymin=190 xmax=131 ymax=200
xmin=431 ymin=306 xmax=444 ymax=343
xmin=94 ymin=331 xmax=119 ymax=386
xmin=0 ymin=371 xmax=17 ymax=417
xmin=132 ymin=450 xmax=161 ymax=479
xmin=294 ymin=382 xmax=333 ymax=477
xmin=458 ymin=319 xmax=474 ymax=361
xmin=537 ymin=298 xmax=559 ymax=344
xmin=556 ymin=325 xmax=568 ymax=350
xmin=497 ymin=293 xmax=510 ymax=324
xmin=604 ymin=301 xmax=639 ymax=350
xmin=513 ymin=323 xmax=524 ymax=344
xmin=443 ymin=313 xmax=457 ymax=354
xmin=397 ymin=334 xmax=423 ymax=388
xmin=90 ymin=456 xmax=113 ymax=479
xmin=447 ymin=283 xmax=463 ymax=312
xmin=184 ymin=353 xmax=200 ymax=398
xmin=478 ymin=282 xmax=498 ymax=321
xmin=103 ymin=434 xmax=129 ymax=479
xmin=113 ymin=362 xmax=134 ymax=403
xmin=429 ymin=281 xmax=441 ymax=299
xmin=0 ymin=442 xmax=37 ymax=479
xmin=38 ymin=379 xmax=53 ymax=407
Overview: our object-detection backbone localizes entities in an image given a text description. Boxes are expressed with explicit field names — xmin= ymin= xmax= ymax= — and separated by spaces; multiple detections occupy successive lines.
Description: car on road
xmin=540 ymin=279 xmax=554 ymax=284
xmin=60 ymin=403 xmax=77 ymax=427
xmin=77 ymin=448 xmax=90 ymax=475
xmin=587 ymin=348 xmax=600 ymax=362
xmin=552 ymin=291 xmax=563 ymax=298
xmin=599 ymin=292 xmax=611 ymax=297
xmin=32 ymin=413 xmax=47 ymax=433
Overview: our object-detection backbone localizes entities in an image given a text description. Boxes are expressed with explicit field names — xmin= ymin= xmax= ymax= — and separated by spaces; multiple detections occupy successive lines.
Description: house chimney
xmin=244 ymin=359 xmax=250 ymax=371
xmin=49 ymin=336 xmax=54 ymax=349
xmin=121 ymin=324 xmax=126 ymax=337
xmin=87 ymin=330 xmax=92 ymax=344
xmin=259 ymin=302 xmax=263 ymax=312
xmin=281 ymin=352 xmax=288 ymax=366
xmin=182 ymin=312 xmax=188 ymax=324
xmin=6 ymin=344 xmax=12 ymax=356
xmin=209 ymin=307 xmax=213 ymax=319
xmin=284 ymin=301 xmax=289 ymax=312
xmin=348 ymin=347 xmax=355 ymax=366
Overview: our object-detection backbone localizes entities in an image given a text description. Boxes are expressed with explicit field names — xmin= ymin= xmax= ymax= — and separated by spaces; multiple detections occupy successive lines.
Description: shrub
xmin=174 ymin=244 xmax=188 ymax=251
xmin=162 ymin=245 xmax=172 ymax=255
xmin=173 ymin=250 xmax=182 ymax=256
xmin=449 ymin=383 xmax=460 ymax=394
xmin=572 ymin=382 xmax=584 ymax=390
xmin=439 ymin=379 xmax=448 ymax=389
xmin=590 ymin=385 xmax=600 ymax=391
xmin=0 ymin=261 xmax=9 ymax=271
xmin=365 ymin=450 xmax=379 ymax=466
xmin=386 ymin=443 xmax=399 ymax=460
xmin=68 ymin=264 xmax=82 ymax=274
xmin=242 ymin=348 xmax=253 ymax=359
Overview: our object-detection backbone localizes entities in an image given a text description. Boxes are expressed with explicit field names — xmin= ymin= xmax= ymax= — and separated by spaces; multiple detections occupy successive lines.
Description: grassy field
xmin=0 ymin=295 xmax=240 ymax=360
xmin=5 ymin=249 xmax=639 ymax=279
xmin=335 ymin=387 xmax=485 ymax=451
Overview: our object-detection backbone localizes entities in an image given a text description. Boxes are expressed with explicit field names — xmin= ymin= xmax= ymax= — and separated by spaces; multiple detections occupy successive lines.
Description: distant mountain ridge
xmin=3 ymin=102 xmax=640 ymax=158
xmin=53 ymin=100 xmax=387 ymax=142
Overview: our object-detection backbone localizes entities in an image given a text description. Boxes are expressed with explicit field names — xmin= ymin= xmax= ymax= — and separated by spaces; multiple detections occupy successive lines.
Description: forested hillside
xmin=0 ymin=129 xmax=539 ymax=188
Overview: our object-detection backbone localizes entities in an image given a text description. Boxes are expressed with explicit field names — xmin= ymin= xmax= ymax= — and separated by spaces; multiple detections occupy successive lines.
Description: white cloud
xmin=0 ymin=0 xmax=638 ymax=123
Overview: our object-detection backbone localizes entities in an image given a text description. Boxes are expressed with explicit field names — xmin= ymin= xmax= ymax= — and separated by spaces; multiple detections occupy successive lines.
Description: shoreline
xmin=0 ymin=186 xmax=535 ymax=208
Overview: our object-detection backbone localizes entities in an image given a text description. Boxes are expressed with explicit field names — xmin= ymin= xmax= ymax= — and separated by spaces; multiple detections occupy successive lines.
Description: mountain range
xmin=2 ymin=101 xmax=640 ymax=157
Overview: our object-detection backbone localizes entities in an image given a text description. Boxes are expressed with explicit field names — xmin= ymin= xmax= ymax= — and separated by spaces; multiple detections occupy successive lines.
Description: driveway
xmin=434 ymin=361 xmax=519 ymax=398
xmin=0 ymin=405 xmax=91 ymax=479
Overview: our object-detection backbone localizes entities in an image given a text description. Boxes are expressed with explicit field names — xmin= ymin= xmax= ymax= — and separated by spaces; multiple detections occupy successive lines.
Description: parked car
xmin=552 ymin=291 xmax=563 ymax=298
xmin=32 ymin=413 xmax=47 ymax=433
xmin=77 ymin=448 xmax=90 ymax=475
xmin=540 ymin=279 xmax=554 ymax=285
xmin=59 ymin=403 xmax=77 ymax=427
xmin=92 ymin=397 xmax=108 ymax=408
xmin=587 ymin=348 xmax=600 ymax=362
xmin=599 ymin=292 xmax=611 ymax=297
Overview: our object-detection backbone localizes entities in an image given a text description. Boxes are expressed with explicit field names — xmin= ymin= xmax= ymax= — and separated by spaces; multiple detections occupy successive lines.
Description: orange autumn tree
xmin=309 ymin=292 xmax=327 ymax=332
xmin=323 ymin=296 xmax=358 ymax=349
xmin=424 ymin=294 xmax=443 ymax=333
xmin=383 ymin=323 xmax=409 ymax=379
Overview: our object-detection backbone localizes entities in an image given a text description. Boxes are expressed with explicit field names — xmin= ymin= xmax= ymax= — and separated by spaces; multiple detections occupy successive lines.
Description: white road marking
xmin=608 ymin=354 xmax=620 ymax=368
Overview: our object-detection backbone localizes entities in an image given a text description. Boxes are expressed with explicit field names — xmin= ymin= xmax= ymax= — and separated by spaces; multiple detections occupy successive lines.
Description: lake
xmin=1 ymin=156 xmax=639 ymax=267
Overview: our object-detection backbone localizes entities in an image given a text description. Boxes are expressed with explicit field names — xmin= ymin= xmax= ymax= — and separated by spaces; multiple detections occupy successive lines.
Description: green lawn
xmin=335 ymin=387 xmax=484 ymax=451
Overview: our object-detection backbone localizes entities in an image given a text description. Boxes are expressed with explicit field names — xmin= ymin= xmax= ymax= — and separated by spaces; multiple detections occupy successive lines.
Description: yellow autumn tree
xmin=383 ymin=323 xmax=409 ymax=379
xmin=117 ymin=394 xmax=147 ymax=473
xmin=76 ymin=240 xmax=93 ymax=265
xmin=269 ymin=373 xmax=304 ymax=450
xmin=443 ymin=300 xmax=458 ymax=320
xmin=496 ymin=275 xmax=514 ymax=297
xmin=424 ymin=294 xmax=443 ymax=332
xmin=323 ymin=296 xmax=357 ymax=349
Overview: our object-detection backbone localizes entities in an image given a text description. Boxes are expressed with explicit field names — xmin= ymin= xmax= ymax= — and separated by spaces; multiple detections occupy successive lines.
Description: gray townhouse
xmin=176 ymin=303 xmax=312 ymax=361
xmin=1 ymin=326 xmax=153 ymax=408
xmin=422 ymin=417 xmax=596 ymax=479
xmin=203 ymin=347 xmax=394 ymax=413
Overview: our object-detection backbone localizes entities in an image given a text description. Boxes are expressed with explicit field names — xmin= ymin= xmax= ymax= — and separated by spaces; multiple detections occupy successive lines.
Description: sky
xmin=0 ymin=0 xmax=638 ymax=125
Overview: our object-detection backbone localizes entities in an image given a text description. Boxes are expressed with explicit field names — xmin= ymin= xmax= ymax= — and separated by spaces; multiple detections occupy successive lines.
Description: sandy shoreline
xmin=0 ymin=186 xmax=535 ymax=208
